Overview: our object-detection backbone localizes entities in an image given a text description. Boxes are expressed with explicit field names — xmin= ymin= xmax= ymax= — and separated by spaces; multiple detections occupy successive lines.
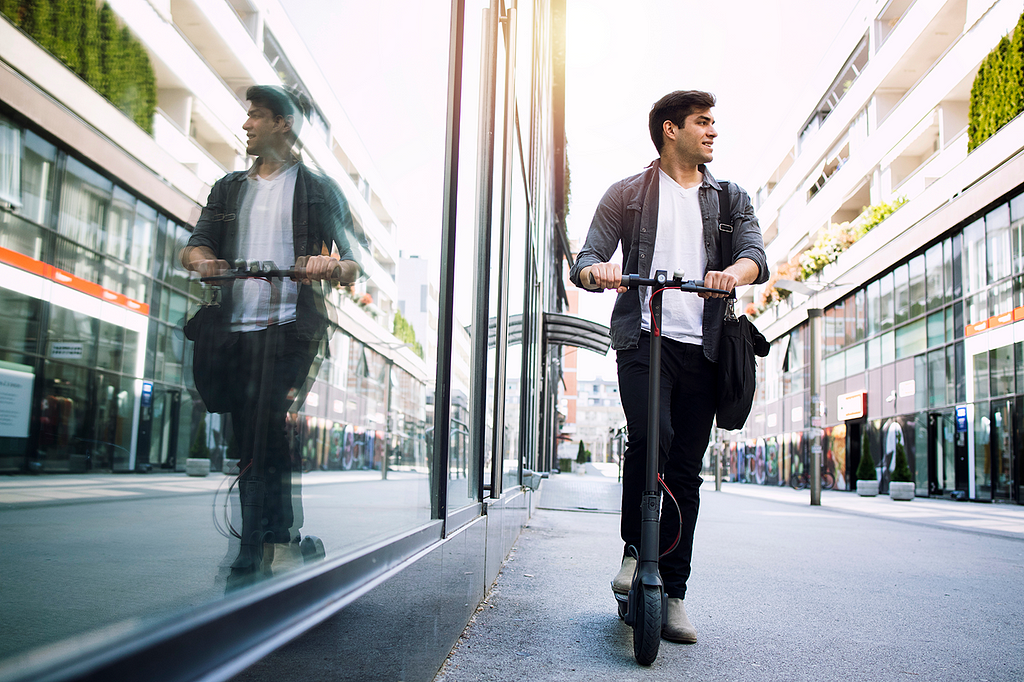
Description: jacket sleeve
xmin=729 ymin=184 xmax=770 ymax=285
xmin=319 ymin=174 xmax=369 ymax=281
xmin=186 ymin=176 xmax=229 ymax=255
xmin=568 ymin=181 xmax=625 ymax=290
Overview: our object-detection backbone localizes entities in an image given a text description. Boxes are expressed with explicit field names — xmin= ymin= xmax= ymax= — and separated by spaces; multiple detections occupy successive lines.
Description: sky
xmin=283 ymin=0 xmax=862 ymax=380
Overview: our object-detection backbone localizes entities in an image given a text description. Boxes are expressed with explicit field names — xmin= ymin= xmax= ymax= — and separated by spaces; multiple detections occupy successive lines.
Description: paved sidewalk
xmin=434 ymin=474 xmax=1024 ymax=682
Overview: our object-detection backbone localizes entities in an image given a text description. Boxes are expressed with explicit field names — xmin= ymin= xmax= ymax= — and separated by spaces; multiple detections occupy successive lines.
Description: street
xmin=435 ymin=476 xmax=1024 ymax=682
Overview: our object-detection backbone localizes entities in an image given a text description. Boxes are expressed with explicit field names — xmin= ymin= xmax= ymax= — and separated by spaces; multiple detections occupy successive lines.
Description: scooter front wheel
xmin=632 ymin=585 xmax=662 ymax=665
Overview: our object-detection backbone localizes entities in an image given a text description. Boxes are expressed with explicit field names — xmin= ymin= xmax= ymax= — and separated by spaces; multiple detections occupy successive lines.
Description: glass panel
xmin=846 ymin=342 xmax=865 ymax=375
xmin=105 ymin=186 xmax=135 ymax=262
xmin=1011 ymin=193 xmax=1024 ymax=274
xmin=966 ymin=289 xmax=987 ymax=327
xmin=0 ymin=288 xmax=42 ymax=362
xmin=865 ymin=279 xmax=880 ymax=337
xmin=962 ymin=217 xmax=986 ymax=293
xmin=46 ymin=305 xmax=97 ymax=367
xmin=927 ymin=349 xmax=945 ymax=408
xmin=926 ymin=311 xmax=944 ymax=348
xmin=131 ymin=201 xmax=157 ymax=277
xmin=852 ymin=289 xmax=865 ymax=343
xmin=974 ymin=403 xmax=991 ymax=499
xmin=881 ymin=330 xmax=895 ymax=365
xmin=893 ymin=262 xmax=909 ymax=324
xmin=986 ymin=203 xmax=1012 ymax=283
xmin=879 ymin=271 xmax=894 ymax=330
xmin=37 ymin=361 xmax=93 ymax=472
xmin=915 ymin=358 xmax=927 ymax=412
xmin=992 ymin=401 xmax=1012 ymax=499
xmin=945 ymin=236 xmax=957 ymax=302
xmin=96 ymin=319 xmax=125 ymax=373
xmin=925 ymin=243 xmax=943 ymax=311
xmin=0 ymin=211 xmax=47 ymax=262
xmin=973 ymin=351 xmax=989 ymax=401
xmin=989 ymin=279 xmax=1012 ymax=318
xmin=908 ymin=254 xmax=925 ymax=318
xmin=867 ymin=335 xmax=882 ymax=369
xmin=19 ymin=130 xmax=57 ymax=227
xmin=946 ymin=345 xmax=957 ymax=405
xmin=895 ymin=319 xmax=926 ymax=359
xmin=989 ymin=345 xmax=1014 ymax=397
xmin=0 ymin=115 xmax=21 ymax=207
xmin=824 ymin=352 xmax=844 ymax=383
xmin=59 ymin=157 xmax=112 ymax=254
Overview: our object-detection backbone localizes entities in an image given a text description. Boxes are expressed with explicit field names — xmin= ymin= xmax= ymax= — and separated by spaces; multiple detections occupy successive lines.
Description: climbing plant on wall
xmin=0 ymin=0 xmax=156 ymax=134
xmin=968 ymin=10 xmax=1024 ymax=151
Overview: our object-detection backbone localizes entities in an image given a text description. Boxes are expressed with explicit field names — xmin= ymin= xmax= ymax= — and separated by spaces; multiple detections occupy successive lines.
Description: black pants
xmin=229 ymin=323 xmax=317 ymax=544
xmin=616 ymin=332 xmax=718 ymax=599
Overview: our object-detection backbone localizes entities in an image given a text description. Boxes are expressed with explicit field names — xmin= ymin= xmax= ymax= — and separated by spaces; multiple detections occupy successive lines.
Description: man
xmin=569 ymin=91 xmax=768 ymax=643
xmin=182 ymin=85 xmax=362 ymax=585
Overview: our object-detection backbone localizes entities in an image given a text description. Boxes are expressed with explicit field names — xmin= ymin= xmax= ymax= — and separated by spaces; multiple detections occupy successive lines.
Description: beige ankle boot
xmin=663 ymin=597 xmax=697 ymax=643
xmin=611 ymin=556 xmax=636 ymax=596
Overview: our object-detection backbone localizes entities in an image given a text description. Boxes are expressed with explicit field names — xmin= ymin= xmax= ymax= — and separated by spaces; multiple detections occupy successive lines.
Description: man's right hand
xmin=581 ymin=262 xmax=626 ymax=293
xmin=193 ymin=258 xmax=230 ymax=279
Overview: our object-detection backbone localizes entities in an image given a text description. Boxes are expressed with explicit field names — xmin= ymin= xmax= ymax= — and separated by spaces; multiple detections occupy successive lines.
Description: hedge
xmin=969 ymin=10 xmax=1024 ymax=151
xmin=1 ymin=0 xmax=156 ymax=134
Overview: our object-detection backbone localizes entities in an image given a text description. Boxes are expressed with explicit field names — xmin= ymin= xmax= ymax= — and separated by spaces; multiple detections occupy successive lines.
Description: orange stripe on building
xmin=0 ymin=246 xmax=149 ymax=316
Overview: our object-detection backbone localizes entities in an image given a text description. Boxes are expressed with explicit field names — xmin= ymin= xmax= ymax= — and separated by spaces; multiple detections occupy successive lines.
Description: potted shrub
xmin=855 ymin=430 xmax=878 ymax=497
xmin=889 ymin=433 xmax=914 ymax=501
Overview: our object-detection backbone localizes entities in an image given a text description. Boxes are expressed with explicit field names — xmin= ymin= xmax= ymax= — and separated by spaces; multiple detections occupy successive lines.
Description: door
xmin=928 ymin=411 xmax=955 ymax=496
xmin=148 ymin=389 xmax=180 ymax=471
xmin=991 ymin=400 xmax=1013 ymax=501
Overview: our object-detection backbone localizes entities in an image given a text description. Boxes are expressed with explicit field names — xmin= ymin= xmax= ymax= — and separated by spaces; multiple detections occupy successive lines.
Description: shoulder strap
xmin=717 ymin=181 xmax=734 ymax=266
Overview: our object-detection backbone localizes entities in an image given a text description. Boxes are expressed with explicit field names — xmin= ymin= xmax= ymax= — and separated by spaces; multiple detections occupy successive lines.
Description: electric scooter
xmin=201 ymin=261 xmax=323 ymax=587
xmin=616 ymin=269 xmax=733 ymax=666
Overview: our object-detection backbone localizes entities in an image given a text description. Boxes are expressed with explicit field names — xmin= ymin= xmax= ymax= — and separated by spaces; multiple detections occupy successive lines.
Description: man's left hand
xmin=294 ymin=255 xmax=340 ymax=284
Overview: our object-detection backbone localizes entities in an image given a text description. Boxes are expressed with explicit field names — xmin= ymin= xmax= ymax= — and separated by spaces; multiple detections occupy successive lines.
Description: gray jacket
xmin=569 ymin=160 xmax=769 ymax=361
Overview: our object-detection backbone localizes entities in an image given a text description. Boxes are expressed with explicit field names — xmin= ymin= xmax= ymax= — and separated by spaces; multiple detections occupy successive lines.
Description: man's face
xmin=242 ymin=103 xmax=287 ymax=157
xmin=669 ymin=108 xmax=717 ymax=164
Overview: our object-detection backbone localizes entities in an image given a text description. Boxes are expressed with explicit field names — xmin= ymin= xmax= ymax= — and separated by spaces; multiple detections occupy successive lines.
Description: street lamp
xmin=774 ymin=279 xmax=853 ymax=506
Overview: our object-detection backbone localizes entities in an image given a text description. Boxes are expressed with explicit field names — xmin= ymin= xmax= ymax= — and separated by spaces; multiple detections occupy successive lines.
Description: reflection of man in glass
xmin=181 ymin=85 xmax=361 ymax=588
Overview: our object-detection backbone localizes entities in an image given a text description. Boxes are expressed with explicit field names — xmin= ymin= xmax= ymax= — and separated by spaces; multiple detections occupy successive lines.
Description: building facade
xmin=728 ymin=0 xmax=1024 ymax=505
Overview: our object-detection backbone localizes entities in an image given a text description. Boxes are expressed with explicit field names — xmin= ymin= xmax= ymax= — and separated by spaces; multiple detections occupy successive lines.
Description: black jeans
xmin=616 ymin=332 xmax=718 ymax=598
xmin=229 ymin=323 xmax=318 ymax=544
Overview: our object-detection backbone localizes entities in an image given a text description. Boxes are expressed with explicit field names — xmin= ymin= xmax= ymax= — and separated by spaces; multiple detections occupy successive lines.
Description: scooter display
xmin=616 ymin=269 xmax=732 ymax=666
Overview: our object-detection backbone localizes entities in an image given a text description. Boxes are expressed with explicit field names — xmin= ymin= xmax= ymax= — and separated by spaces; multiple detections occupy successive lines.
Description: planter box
xmin=889 ymin=481 xmax=915 ymax=501
xmin=185 ymin=458 xmax=211 ymax=477
xmin=856 ymin=479 xmax=878 ymax=497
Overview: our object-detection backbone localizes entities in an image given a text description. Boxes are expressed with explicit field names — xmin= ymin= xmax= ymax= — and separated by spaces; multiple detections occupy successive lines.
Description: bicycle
xmin=789 ymin=466 xmax=836 ymax=491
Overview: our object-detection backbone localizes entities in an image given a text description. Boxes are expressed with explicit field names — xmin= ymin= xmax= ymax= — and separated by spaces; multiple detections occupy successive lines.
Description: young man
xmin=569 ymin=90 xmax=768 ymax=643
xmin=182 ymin=85 xmax=362 ymax=586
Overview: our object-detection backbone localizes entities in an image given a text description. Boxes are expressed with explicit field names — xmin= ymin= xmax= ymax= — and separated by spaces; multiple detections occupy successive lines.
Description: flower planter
xmin=856 ymin=479 xmax=878 ymax=497
xmin=889 ymin=481 xmax=915 ymax=501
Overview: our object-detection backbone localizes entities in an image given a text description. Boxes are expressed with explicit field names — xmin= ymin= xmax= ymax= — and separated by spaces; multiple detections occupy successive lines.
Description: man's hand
xmin=581 ymin=262 xmax=626 ymax=293
xmin=183 ymin=246 xmax=229 ymax=279
xmin=294 ymin=255 xmax=358 ymax=285
xmin=700 ymin=257 xmax=760 ymax=299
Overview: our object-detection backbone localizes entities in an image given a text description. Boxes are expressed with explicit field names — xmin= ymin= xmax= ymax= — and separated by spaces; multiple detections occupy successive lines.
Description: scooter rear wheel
xmin=632 ymin=585 xmax=662 ymax=665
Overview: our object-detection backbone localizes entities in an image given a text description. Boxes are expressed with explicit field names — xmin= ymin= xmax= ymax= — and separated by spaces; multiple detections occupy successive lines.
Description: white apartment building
xmin=736 ymin=0 xmax=1024 ymax=504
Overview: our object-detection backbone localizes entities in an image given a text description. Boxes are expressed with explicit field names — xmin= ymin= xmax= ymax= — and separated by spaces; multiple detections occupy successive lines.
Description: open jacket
xmin=569 ymin=160 xmax=769 ymax=362
xmin=187 ymin=161 xmax=362 ymax=340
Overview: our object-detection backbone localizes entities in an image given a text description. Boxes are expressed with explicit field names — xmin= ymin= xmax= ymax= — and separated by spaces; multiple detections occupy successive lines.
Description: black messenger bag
xmin=715 ymin=183 xmax=769 ymax=431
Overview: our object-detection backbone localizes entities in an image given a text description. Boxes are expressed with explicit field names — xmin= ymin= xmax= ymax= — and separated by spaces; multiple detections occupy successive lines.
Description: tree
xmin=190 ymin=413 xmax=211 ymax=460
xmin=576 ymin=440 xmax=591 ymax=465
xmin=891 ymin=432 xmax=912 ymax=483
xmin=856 ymin=428 xmax=876 ymax=481
xmin=79 ymin=0 xmax=102 ymax=89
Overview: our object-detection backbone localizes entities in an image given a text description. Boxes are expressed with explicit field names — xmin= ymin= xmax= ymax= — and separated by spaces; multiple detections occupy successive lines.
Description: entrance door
xmin=928 ymin=411 xmax=955 ymax=496
xmin=149 ymin=389 xmax=180 ymax=471
xmin=991 ymin=399 xmax=1014 ymax=501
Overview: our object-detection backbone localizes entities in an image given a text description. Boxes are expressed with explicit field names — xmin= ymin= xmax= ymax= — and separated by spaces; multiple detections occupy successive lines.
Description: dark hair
xmin=245 ymin=84 xmax=309 ymax=137
xmin=648 ymin=90 xmax=716 ymax=152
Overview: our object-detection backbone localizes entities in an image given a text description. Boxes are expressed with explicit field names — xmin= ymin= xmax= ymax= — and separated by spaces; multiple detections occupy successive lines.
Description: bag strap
xmin=717 ymin=182 xmax=738 ymax=321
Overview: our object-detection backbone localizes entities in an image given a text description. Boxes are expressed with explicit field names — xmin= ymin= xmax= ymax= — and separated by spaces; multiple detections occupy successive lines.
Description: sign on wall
xmin=837 ymin=390 xmax=866 ymax=421
xmin=0 ymin=365 xmax=34 ymax=438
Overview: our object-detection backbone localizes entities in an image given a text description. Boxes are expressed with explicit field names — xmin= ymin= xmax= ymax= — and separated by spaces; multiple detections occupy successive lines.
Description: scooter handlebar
xmin=200 ymin=260 xmax=298 ymax=283
xmin=622 ymin=272 xmax=735 ymax=298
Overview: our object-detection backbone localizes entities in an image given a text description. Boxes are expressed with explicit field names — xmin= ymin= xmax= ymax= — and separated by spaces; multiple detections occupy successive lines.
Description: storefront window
xmin=928 ymin=349 xmax=945 ymax=407
xmin=973 ymin=351 xmax=989 ymax=401
xmin=974 ymin=404 xmax=991 ymax=499
xmin=0 ymin=287 xmax=42 ymax=362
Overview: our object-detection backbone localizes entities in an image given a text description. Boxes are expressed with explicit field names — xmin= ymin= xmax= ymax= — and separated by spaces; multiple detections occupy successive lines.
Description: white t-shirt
xmin=640 ymin=169 xmax=705 ymax=344
xmin=231 ymin=164 xmax=299 ymax=331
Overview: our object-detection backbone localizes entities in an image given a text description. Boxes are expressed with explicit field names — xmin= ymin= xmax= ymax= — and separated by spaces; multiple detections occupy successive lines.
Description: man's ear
xmin=662 ymin=119 xmax=676 ymax=141
xmin=276 ymin=114 xmax=294 ymax=135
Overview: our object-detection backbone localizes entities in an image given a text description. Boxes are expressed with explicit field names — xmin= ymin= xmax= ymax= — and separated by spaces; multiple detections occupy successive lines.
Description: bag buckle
xmin=724 ymin=298 xmax=737 ymax=322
